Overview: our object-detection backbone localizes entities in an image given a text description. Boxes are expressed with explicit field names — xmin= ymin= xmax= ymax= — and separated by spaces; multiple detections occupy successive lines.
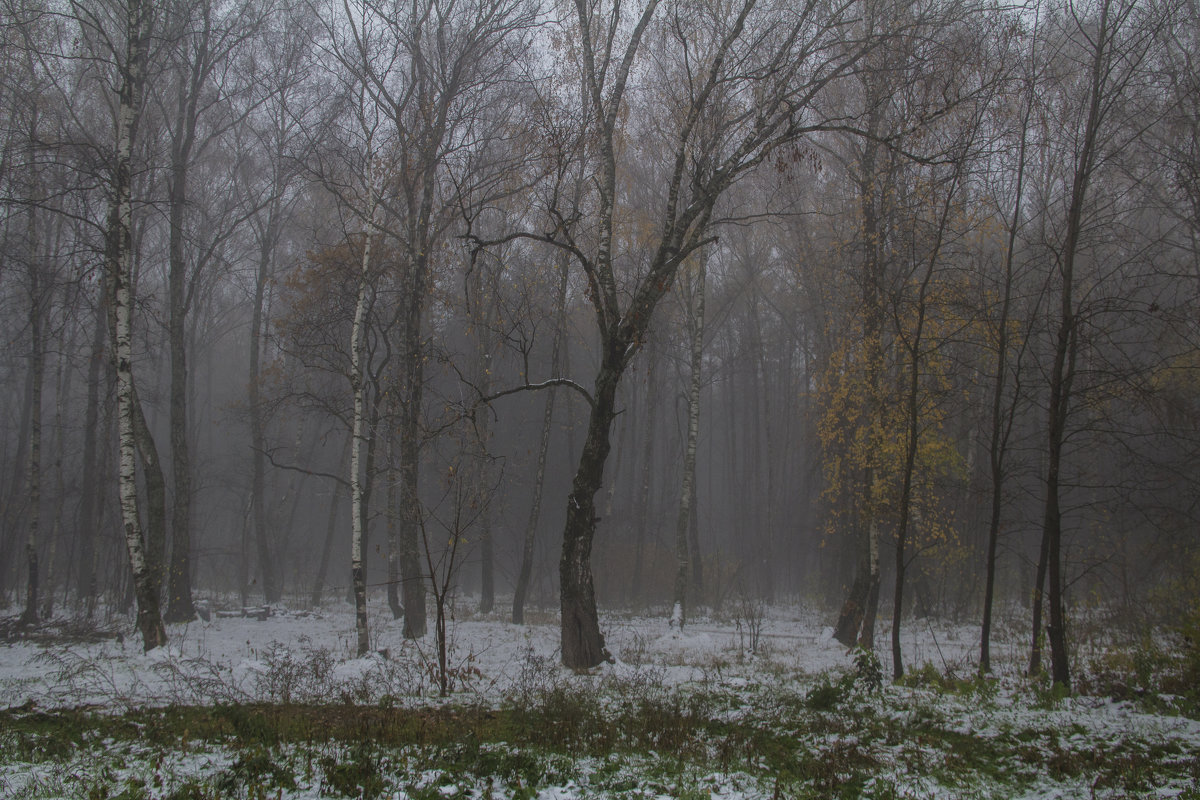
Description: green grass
xmin=3 ymin=670 xmax=1198 ymax=799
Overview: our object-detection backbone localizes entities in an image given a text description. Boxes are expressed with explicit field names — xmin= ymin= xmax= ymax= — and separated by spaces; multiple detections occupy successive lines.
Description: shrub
xmin=853 ymin=647 xmax=883 ymax=694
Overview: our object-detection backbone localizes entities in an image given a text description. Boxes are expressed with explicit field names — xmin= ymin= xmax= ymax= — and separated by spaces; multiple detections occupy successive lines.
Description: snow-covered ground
xmin=2 ymin=600 xmax=1198 ymax=799
xmin=0 ymin=600 xmax=1008 ymax=709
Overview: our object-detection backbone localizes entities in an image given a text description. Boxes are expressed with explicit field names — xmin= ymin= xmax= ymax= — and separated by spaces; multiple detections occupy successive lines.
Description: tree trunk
xmin=834 ymin=527 xmax=870 ymax=647
xmin=469 ymin=262 xmax=496 ymax=614
xmin=1 ymin=331 xmax=35 ymax=610
xmin=560 ymin=349 xmax=623 ymax=669
xmin=891 ymin=417 xmax=919 ymax=678
xmin=891 ymin=154 xmax=965 ymax=679
xmin=672 ymin=253 xmax=705 ymax=628
xmin=474 ymin=411 xmax=494 ymax=614
xmin=78 ymin=292 xmax=107 ymax=616
xmin=979 ymin=476 xmax=1002 ymax=673
xmin=747 ymin=296 xmax=776 ymax=602
xmin=249 ymin=202 xmax=281 ymax=605
xmin=109 ymin=0 xmax=164 ymax=651
xmin=630 ymin=339 xmax=657 ymax=607
xmin=890 ymin=292 xmax=936 ymax=677
xmin=1029 ymin=525 xmax=1049 ymax=675
xmin=398 ymin=269 xmax=427 ymax=639
xmin=688 ymin=479 xmax=702 ymax=600
xmin=1035 ymin=0 xmax=1115 ymax=689
xmin=131 ymin=388 xmax=168 ymax=593
xmin=834 ymin=101 xmax=885 ymax=652
xmin=386 ymin=423 xmax=403 ymax=619
xmin=165 ymin=141 xmax=195 ymax=623
xmin=513 ymin=258 xmax=568 ymax=624
xmin=860 ymin=518 xmax=882 ymax=651
xmin=19 ymin=190 xmax=44 ymax=628
xmin=42 ymin=344 xmax=71 ymax=620
xmin=310 ymin=466 xmax=346 ymax=608
xmin=513 ymin=383 xmax=555 ymax=624
xmin=981 ymin=80 xmax=1031 ymax=673
xmin=398 ymin=375 xmax=426 ymax=637
xmin=350 ymin=211 xmax=376 ymax=656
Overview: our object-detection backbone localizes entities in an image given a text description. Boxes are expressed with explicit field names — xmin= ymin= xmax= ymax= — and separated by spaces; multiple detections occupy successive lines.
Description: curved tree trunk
xmin=560 ymin=350 xmax=623 ymax=669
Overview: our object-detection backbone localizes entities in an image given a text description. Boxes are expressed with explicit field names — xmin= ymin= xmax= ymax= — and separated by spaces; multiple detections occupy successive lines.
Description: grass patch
xmin=3 ymin=669 xmax=1198 ymax=799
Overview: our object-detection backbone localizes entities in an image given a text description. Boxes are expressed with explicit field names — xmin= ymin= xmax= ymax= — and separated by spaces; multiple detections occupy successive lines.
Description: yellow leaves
xmin=1150 ymin=347 xmax=1200 ymax=396
xmin=1147 ymin=347 xmax=1200 ymax=429
xmin=816 ymin=303 xmax=965 ymax=552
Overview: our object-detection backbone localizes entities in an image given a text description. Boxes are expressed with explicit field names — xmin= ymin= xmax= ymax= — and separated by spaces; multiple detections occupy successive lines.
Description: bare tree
xmin=494 ymin=0 xmax=878 ymax=668
xmin=3 ymin=0 xmax=51 ymax=627
xmin=159 ymin=0 xmax=269 ymax=623
xmin=511 ymin=251 xmax=570 ymax=624
xmin=87 ymin=0 xmax=167 ymax=650
xmin=245 ymin=2 xmax=322 ymax=606
xmin=324 ymin=0 xmax=538 ymax=641
xmin=979 ymin=14 xmax=1041 ymax=674
xmin=1028 ymin=0 xmax=1167 ymax=688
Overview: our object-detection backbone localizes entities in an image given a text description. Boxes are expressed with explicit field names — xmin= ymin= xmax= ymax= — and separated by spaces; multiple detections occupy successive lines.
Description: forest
xmin=3 ymin=0 xmax=1200 ymax=770
xmin=4 ymin=0 xmax=1200 ymax=795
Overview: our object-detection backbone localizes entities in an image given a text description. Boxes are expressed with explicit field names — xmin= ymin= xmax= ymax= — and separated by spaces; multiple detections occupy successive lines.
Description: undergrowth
xmin=4 ymin=652 xmax=1199 ymax=800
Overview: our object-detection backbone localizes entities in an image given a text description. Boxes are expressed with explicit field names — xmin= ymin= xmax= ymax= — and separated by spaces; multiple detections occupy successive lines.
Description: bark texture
xmin=109 ymin=0 xmax=165 ymax=652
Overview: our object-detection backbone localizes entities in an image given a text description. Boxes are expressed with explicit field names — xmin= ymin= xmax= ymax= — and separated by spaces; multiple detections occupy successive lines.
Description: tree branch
xmin=480 ymin=377 xmax=597 ymax=410
xmin=256 ymin=446 xmax=349 ymax=488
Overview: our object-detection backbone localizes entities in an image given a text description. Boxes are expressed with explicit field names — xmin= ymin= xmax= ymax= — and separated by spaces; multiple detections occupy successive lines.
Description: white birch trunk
xmin=350 ymin=160 xmax=378 ymax=657
xmin=111 ymin=0 xmax=165 ymax=652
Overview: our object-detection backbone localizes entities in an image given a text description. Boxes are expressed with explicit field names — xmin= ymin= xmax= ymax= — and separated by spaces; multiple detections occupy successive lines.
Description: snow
xmin=1 ymin=600 xmax=1007 ymax=710
xmin=3 ymin=599 xmax=1199 ymax=799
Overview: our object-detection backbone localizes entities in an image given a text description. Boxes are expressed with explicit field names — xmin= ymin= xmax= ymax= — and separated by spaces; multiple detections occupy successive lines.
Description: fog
xmin=1 ymin=0 xmax=1197 ymax=687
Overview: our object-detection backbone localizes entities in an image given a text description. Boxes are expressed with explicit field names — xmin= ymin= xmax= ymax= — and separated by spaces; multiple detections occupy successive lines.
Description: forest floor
xmin=1 ymin=599 xmax=1198 ymax=799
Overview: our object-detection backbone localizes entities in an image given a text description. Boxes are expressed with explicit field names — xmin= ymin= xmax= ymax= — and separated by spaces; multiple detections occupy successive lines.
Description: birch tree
xmin=348 ymin=142 xmax=379 ymax=656
xmin=324 ymin=0 xmax=537 ymax=640
xmin=95 ymin=0 xmax=167 ymax=650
